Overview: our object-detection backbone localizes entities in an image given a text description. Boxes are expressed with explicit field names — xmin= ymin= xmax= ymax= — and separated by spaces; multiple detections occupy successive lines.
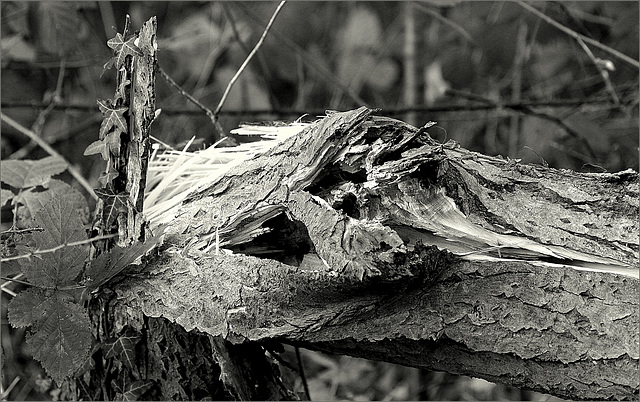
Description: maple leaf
xmin=98 ymin=99 xmax=128 ymax=138
xmin=106 ymin=32 xmax=142 ymax=70
xmin=16 ymin=179 xmax=90 ymax=226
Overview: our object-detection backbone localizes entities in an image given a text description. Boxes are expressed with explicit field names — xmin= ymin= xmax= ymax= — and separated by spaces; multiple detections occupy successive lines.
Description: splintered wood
xmin=118 ymin=108 xmax=638 ymax=400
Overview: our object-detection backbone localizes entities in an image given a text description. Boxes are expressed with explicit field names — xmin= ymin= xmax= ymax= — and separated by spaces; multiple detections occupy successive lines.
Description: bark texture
xmin=113 ymin=107 xmax=638 ymax=400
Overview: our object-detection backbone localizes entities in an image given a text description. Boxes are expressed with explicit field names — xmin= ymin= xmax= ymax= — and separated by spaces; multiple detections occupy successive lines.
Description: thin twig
xmin=515 ymin=0 xmax=639 ymax=69
xmin=8 ymin=112 xmax=103 ymax=160
xmin=1 ymin=227 xmax=44 ymax=235
xmin=0 ymin=233 xmax=118 ymax=263
xmin=445 ymin=89 xmax=599 ymax=161
xmin=0 ymin=112 xmax=98 ymax=201
xmin=31 ymin=57 xmax=66 ymax=137
xmin=1 ymin=276 xmax=33 ymax=287
xmin=158 ymin=65 xmax=226 ymax=137
xmin=221 ymin=2 xmax=280 ymax=108
xmin=214 ymin=1 xmax=287 ymax=116
xmin=1 ymin=99 xmax=624 ymax=116
xmin=233 ymin=1 xmax=368 ymax=107
xmin=0 ymin=377 xmax=21 ymax=399
xmin=574 ymin=36 xmax=622 ymax=108
xmin=295 ymin=346 xmax=311 ymax=401
xmin=414 ymin=2 xmax=477 ymax=46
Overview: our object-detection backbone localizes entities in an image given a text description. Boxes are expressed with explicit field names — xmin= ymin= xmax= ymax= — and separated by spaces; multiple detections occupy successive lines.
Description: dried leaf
xmin=0 ymin=156 xmax=68 ymax=189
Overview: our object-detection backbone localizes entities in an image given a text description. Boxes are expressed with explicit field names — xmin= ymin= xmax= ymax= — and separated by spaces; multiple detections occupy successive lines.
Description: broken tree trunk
xmin=108 ymin=107 xmax=637 ymax=400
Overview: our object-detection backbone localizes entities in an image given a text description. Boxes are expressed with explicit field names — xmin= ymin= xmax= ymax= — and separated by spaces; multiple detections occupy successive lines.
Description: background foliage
xmin=1 ymin=1 xmax=638 ymax=400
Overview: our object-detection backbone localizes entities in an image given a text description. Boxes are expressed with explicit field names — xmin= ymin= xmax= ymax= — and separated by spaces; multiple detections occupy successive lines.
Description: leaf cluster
xmin=83 ymin=21 xmax=147 ymax=189
xmin=1 ymin=160 xmax=162 ymax=385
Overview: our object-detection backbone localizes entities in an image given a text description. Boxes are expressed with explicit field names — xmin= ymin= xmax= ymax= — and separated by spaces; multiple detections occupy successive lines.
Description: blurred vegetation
xmin=1 ymin=1 xmax=637 ymax=400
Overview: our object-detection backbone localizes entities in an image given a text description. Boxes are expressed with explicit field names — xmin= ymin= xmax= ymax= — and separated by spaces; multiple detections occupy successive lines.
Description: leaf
xmin=25 ymin=291 xmax=92 ymax=385
xmin=121 ymin=380 xmax=154 ymax=401
xmin=95 ymin=188 xmax=130 ymax=229
xmin=106 ymin=32 xmax=142 ymax=70
xmin=98 ymin=167 xmax=120 ymax=187
xmin=83 ymin=227 xmax=165 ymax=290
xmin=114 ymin=78 xmax=131 ymax=104
xmin=83 ymin=140 xmax=109 ymax=160
xmin=1 ymin=188 xmax=15 ymax=207
xmin=17 ymin=180 xmax=90 ymax=225
xmin=98 ymin=99 xmax=128 ymax=138
xmin=104 ymin=131 xmax=124 ymax=154
xmin=1 ymin=260 xmax=22 ymax=276
xmin=102 ymin=332 xmax=141 ymax=371
xmin=0 ymin=156 xmax=67 ymax=189
xmin=7 ymin=287 xmax=51 ymax=328
xmin=19 ymin=195 xmax=88 ymax=287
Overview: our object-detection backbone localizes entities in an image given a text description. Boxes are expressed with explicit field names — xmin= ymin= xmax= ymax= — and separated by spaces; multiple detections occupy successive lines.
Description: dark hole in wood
xmin=228 ymin=212 xmax=315 ymax=267
xmin=305 ymin=163 xmax=367 ymax=197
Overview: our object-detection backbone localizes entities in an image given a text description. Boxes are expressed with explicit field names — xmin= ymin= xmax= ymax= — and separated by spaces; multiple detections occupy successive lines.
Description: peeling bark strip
xmin=125 ymin=17 xmax=157 ymax=244
xmin=119 ymin=108 xmax=637 ymax=399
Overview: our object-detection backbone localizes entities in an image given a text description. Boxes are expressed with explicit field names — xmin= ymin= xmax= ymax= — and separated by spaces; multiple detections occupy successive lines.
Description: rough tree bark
xmin=97 ymin=107 xmax=637 ymax=400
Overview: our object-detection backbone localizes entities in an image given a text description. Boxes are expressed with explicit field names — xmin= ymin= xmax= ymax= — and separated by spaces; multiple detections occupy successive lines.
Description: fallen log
xmin=109 ymin=107 xmax=638 ymax=400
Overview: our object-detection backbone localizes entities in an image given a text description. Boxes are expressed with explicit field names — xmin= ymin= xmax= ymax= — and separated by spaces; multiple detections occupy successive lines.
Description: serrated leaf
xmin=102 ymin=333 xmax=141 ymax=371
xmin=98 ymin=99 xmax=128 ymax=138
xmin=18 ymin=180 xmax=90 ymax=225
xmin=0 ymin=156 xmax=67 ymax=189
xmin=121 ymin=380 xmax=154 ymax=401
xmin=106 ymin=32 xmax=142 ymax=69
xmin=7 ymin=287 xmax=51 ymax=328
xmin=84 ymin=227 xmax=165 ymax=290
xmin=26 ymin=291 xmax=92 ymax=385
xmin=84 ymin=139 xmax=110 ymax=160
xmin=1 ymin=260 xmax=22 ymax=276
xmin=19 ymin=196 xmax=88 ymax=287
